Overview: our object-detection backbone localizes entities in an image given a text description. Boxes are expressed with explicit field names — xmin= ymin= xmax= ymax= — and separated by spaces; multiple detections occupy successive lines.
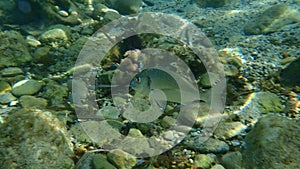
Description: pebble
xmin=58 ymin=10 xmax=69 ymax=17
xmin=26 ymin=35 xmax=41 ymax=47
xmin=163 ymin=130 xmax=175 ymax=141
xmin=12 ymin=79 xmax=43 ymax=96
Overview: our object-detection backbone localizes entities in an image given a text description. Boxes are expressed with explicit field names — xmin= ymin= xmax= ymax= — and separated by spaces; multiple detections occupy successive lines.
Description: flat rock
xmin=12 ymin=79 xmax=43 ymax=96
xmin=0 ymin=67 xmax=23 ymax=77
xmin=183 ymin=137 xmax=229 ymax=154
xmin=0 ymin=92 xmax=16 ymax=104
xmin=242 ymin=115 xmax=300 ymax=169
xmin=19 ymin=95 xmax=48 ymax=108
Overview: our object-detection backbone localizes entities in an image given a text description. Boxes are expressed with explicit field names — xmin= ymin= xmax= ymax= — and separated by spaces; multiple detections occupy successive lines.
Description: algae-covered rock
xmin=194 ymin=154 xmax=215 ymax=169
xmin=280 ymin=56 xmax=300 ymax=87
xmin=255 ymin=92 xmax=284 ymax=114
xmin=0 ymin=109 xmax=74 ymax=169
xmin=221 ymin=151 xmax=242 ymax=169
xmin=0 ymin=31 xmax=32 ymax=68
xmin=107 ymin=149 xmax=137 ymax=169
xmin=42 ymin=79 xmax=68 ymax=109
xmin=12 ymin=79 xmax=43 ymax=96
xmin=244 ymin=4 xmax=300 ymax=35
xmin=75 ymin=152 xmax=116 ymax=169
xmin=107 ymin=0 xmax=143 ymax=14
xmin=19 ymin=95 xmax=48 ymax=108
xmin=242 ymin=115 xmax=300 ymax=169
xmin=0 ymin=67 xmax=23 ymax=77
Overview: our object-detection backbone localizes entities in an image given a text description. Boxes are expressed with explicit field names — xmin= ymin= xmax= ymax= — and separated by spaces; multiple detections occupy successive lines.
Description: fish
xmin=130 ymin=68 xmax=201 ymax=104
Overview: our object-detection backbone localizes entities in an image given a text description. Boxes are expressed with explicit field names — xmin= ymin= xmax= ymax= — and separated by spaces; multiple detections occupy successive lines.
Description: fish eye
xmin=137 ymin=76 xmax=141 ymax=83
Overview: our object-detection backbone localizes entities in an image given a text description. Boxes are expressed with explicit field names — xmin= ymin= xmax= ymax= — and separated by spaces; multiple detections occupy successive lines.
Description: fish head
xmin=130 ymin=72 xmax=151 ymax=95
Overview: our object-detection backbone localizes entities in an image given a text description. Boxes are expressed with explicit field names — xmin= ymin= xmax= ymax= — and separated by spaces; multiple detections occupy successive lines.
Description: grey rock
xmin=242 ymin=115 xmax=300 ymax=169
xmin=12 ymin=79 xmax=43 ymax=96
xmin=0 ymin=92 xmax=16 ymax=104
xmin=184 ymin=137 xmax=229 ymax=154
xmin=0 ymin=109 xmax=74 ymax=169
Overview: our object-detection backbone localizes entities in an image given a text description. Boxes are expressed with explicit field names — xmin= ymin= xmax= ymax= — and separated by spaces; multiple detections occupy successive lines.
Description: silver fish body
xmin=130 ymin=68 xmax=200 ymax=104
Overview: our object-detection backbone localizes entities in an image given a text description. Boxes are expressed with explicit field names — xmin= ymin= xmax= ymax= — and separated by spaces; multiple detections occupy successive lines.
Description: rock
xmin=196 ymin=0 xmax=237 ymax=8
xmin=0 ymin=92 xmax=16 ymax=104
xmin=39 ymin=28 xmax=68 ymax=43
xmin=106 ymin=0 xmax=143 ymax=14
xmin=12 ymin=79 xmax=43 ymax=96
xmin=161 ymin=116 xmax=176 ymax=128
xmin=194 ymin=154 xmax=215 ymax=169
xmin=96 ymin=106 xmax=120 ymax=120
xmin=255 ymin=92 xmax=284 ymax=114
xmin=237 ymin=92 xmax=284 ymax=123
xmin=244 ymin=4 xmax=300 ymax=35
xmin=199 ymin=72 xmax=220 ymax=88
xmin=107 ymin=149 xmax=136 ymax=169
xmin=0 ymin=109 xmax=74 ymax=169
xmin=33 ymin=46 xmax=54 ymax=64
xmin=0 ymin=81 xmax=11 ymax=94
xmin=0 ymin=67 xmax=23 ymax=77
xmin=280 ymin=56 xmax=300 ymax=87
xmin=184 ymin=137 xmax=229 ymax=154
xmin=0 ymin=31 xmax=32 ymax=68
xmin=42 ymin=79 xmax=68 ymax=109
xmin=218 ymin=48 xmax=243 ymax=77
xmin=19 ymin=95 xmax=48 ymax=108
xmin=163 ymin=130 xmax=175 ymax=141
xmin=127 ymin=128 xmax=143 ymax=137
xmin=69 ymin=123 xmax=93 ymax=143
xmin=221 ymin=151 xmax=242 ymax=169
xmin=242 ymin=115 xmax=300 ymax=169
xmin=26 ymin=35 xmax=41 ymax=47
xmin=211 ymin=164 xmax=225 ymax=169
xmin=75 ymin=152 xmax=116 ymax=169
xmin=92 ymin=154 xmax=116 ymax=169
xmin=214 ymin=121 xmax=247 ymax=140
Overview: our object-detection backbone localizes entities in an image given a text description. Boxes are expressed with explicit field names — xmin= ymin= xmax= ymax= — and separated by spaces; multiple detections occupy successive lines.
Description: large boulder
xmin=242 ymin=115 xmax=300 ymax=169
xmin=0 ymin=109 xmax=74 ymax=169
